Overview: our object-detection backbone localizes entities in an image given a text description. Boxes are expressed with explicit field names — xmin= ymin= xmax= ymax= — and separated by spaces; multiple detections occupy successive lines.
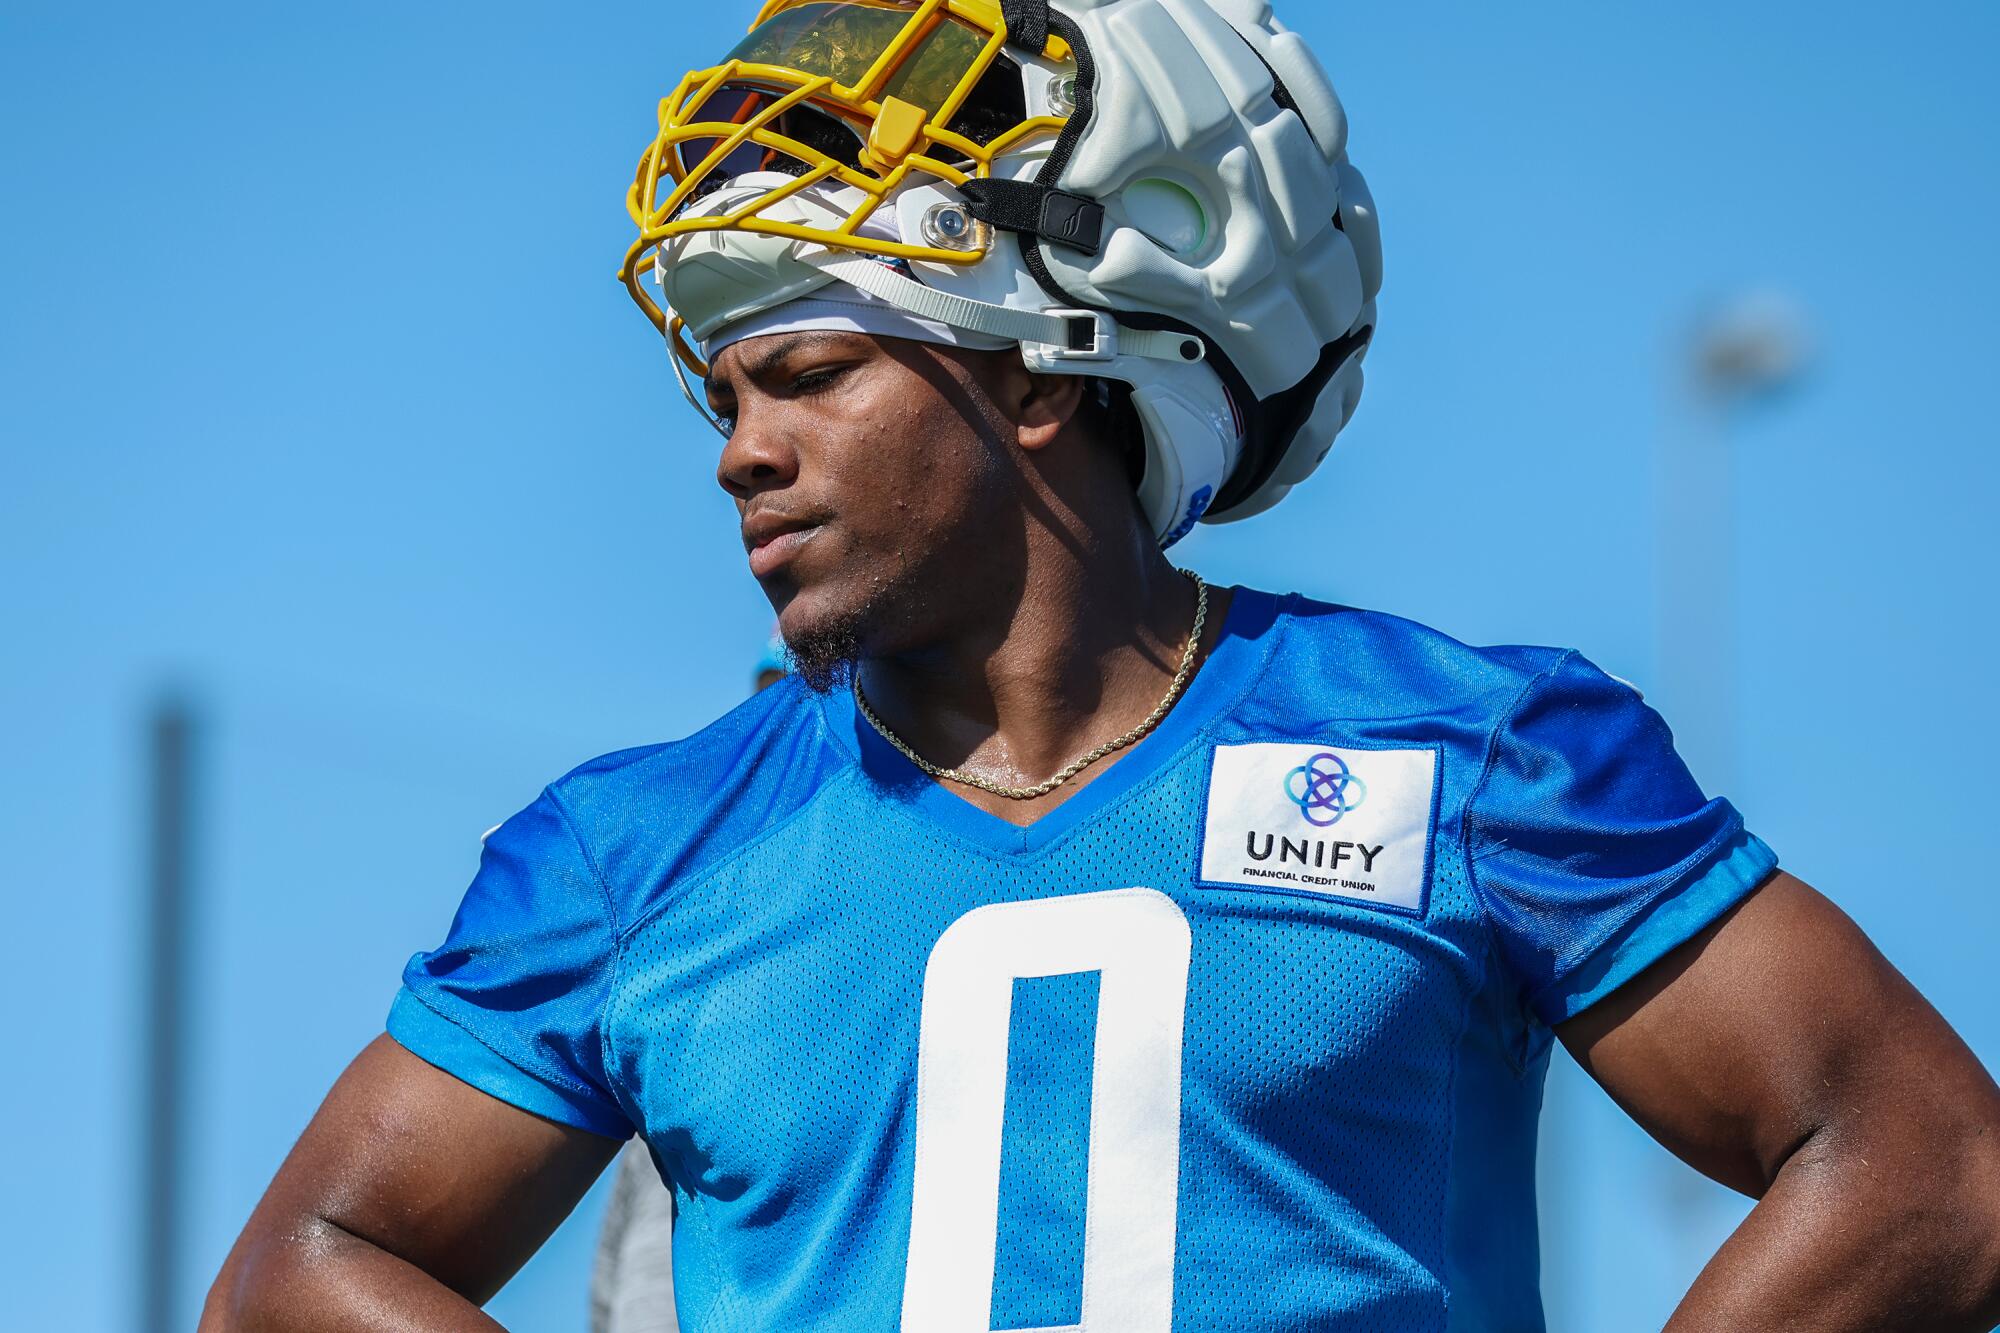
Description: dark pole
xmin=140 ymin=697 xmax=195 ymax=1333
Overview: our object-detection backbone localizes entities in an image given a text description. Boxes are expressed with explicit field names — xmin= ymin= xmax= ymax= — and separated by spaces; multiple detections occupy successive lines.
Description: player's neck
xmin=854 ymin=530 xmax=1225 ymax=819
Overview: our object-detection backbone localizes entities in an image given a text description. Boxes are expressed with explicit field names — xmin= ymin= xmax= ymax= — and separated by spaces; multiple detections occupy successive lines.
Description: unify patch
xmin=1199 ymin=742 xmax=1438 ymax=913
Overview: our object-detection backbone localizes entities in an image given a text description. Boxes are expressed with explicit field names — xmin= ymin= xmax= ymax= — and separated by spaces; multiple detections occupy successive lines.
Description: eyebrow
xmin=705 ymin=331 xmax=860 ymax=399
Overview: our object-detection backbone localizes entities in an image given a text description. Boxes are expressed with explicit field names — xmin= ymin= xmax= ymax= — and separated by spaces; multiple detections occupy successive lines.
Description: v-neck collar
xmin=817 ymin=585 xmax=1285 ymax=857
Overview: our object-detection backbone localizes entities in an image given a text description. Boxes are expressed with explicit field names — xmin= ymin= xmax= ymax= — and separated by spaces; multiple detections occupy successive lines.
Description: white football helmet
xmin=622 ymin=0 xmax=1381 ymax=546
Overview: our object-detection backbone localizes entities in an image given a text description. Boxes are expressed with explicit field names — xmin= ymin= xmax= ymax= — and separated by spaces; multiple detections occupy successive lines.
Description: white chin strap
xmin=804 ymin=250 xmax=1234 ymax=551
xmin=802 ymin=251 xmax=1207 ymax=372
xmin=807 ymin=252 xmax=1232 ymax=551
xmin=657 ymin=174 xmax=1239 ymax=549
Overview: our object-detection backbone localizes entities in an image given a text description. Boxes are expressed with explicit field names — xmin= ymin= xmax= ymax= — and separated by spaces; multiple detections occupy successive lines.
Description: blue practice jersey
xmin=391 ymin=588 xmax=1775 ymax=1332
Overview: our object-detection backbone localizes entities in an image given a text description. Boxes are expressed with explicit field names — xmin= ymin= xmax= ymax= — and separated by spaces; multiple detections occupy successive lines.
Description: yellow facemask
xmin=620 ymin=0 xmax=1073 ymax=377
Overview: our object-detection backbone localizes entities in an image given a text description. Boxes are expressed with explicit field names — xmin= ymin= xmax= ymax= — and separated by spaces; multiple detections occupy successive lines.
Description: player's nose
xmin=715 ymin=404 xmax=800 ymax=501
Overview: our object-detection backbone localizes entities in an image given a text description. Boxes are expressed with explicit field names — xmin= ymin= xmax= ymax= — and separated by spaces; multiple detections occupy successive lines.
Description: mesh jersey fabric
xmin=390 ymin=587 xmax=1776 ymax=1332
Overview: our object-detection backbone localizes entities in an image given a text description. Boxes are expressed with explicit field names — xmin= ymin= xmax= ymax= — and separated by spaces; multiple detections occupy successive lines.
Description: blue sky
xmin=3 ymin=1 xmax=1996 ymax=1328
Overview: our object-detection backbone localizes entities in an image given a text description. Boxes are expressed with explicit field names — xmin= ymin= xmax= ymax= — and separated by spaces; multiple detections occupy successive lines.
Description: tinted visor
xmin=670 ymin=0 xmax=1023 ymax=196
xmin=726 ymin=0 xmax=988 ymax=110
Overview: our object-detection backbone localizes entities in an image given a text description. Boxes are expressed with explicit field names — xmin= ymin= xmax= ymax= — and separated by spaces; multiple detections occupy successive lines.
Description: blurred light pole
xmin=1657 ymin=290 xmax=1811 ymax=796
xmin=1546 ymin=292 xmax=1813 ymax=1329
xmin=1657 ymin=288 xmax=1811 ymax=1284
xmin=140 ymin=695 xmax=198 ymax=1333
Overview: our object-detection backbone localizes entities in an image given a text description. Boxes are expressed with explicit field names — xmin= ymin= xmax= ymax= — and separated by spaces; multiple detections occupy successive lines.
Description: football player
xmin=204 ymin=1 xmax=2000 ymax=1329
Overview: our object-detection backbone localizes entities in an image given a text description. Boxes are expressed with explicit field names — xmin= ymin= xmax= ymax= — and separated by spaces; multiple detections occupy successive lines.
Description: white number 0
xmin=901 ymin=888 xmax=1193 ymax=1332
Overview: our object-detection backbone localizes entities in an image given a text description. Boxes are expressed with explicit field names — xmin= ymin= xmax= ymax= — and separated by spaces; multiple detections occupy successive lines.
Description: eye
xmin=704 ymin=395 xmax=737 ymax=435
xmin=790 ymin=365 xmax=848 ymax=395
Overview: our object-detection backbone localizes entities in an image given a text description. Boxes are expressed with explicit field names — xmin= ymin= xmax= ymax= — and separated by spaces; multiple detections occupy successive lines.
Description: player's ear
xmin=1010 ymin=365 xmax=1086 ymax=454
xmin=960 ymin=345 xmax=1083 ymax=453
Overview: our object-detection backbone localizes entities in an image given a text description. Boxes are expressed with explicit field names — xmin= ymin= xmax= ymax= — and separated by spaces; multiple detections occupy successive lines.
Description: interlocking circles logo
xmin=1284 ymin=752 xmax=1368 ymax=828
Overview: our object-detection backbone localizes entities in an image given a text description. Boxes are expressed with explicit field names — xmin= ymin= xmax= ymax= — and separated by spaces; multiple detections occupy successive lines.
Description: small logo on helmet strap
xmin=1037 ymin=192 xmax=1105 ymax=254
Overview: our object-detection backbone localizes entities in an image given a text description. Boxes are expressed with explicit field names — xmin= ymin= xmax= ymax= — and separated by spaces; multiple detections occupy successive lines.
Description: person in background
xmin=589 ymin=632 xmax=787 ymax=1333
xmin=750 ymin=630 xmax=787 ymax=695
xmin=588 ymin=1142 xmax=678 ymax=1333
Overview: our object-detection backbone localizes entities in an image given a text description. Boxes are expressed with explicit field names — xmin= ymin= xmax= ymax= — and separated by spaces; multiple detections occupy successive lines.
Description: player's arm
xmin=1559 ymin=871 xmax=2000 ymax=1332
xmin=206 ymin=782 xmax=634 ymax=1328
xmin=202 ymin=1035 xmax=622 ymax=1332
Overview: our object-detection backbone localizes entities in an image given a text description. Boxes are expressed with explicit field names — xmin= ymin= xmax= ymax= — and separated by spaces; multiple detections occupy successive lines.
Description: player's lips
xmin=741 ymin=512 xmax=825 ymax=579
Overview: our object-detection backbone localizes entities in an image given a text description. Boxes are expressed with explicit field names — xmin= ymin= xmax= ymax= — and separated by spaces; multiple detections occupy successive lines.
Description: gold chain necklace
xmin=854 ymin=572 xmax=1208 ymax=801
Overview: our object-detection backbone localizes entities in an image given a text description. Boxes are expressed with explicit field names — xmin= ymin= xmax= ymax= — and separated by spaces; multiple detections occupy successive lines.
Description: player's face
xmin=706 ymin=330 xmax=1025 ymax=663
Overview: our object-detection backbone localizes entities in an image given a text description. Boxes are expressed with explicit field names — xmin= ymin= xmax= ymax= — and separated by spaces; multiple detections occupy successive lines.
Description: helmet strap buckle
xmin=1022 ymin=310 xmax=1118 ymax=367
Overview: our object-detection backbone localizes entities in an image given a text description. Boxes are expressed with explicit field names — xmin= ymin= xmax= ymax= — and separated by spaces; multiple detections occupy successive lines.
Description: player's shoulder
xmin=551 ymin=672 xmax=835 ymax=794
xmin=538 ymin=677 xmax=855 ymax=917
xmin=1256 ymin=588 xmax=1614 ymax=726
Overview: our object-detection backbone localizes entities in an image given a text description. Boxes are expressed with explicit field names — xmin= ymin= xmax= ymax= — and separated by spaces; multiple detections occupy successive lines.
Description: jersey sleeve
xmin=388 ymin=786 xmax=632 ymax=1138
xmin=1465 ymin=651 xmax=1779 ymax=1028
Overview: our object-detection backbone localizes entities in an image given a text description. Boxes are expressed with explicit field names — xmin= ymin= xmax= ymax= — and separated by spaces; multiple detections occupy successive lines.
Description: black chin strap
xmin=957 ymin=178 xmax=1105 ymax=256
xmin=999 ymin=0 xmax=1051 ymax=55
xmin=966 ymin=8 xmax=1110 ymax=260
xmin=973 ymin=3 xmax=1363 ymax=520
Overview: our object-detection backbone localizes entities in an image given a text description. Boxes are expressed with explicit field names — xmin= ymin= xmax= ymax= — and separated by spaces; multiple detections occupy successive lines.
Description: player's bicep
xmin=1556 ymin=871 xmax=1994 ymax=1199
xmin=241 ymin=1035 xmax=622 ymax=1304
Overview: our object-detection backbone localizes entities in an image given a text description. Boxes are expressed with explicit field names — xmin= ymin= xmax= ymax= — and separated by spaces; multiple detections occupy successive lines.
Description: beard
xmin=776 ymin=556 xmax=942 ymax=694
xmin=781 ymin=615 xmax=861 ymax=694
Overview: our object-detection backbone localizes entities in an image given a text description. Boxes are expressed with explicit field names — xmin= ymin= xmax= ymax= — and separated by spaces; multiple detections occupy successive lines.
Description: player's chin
xmin=768 ymin=584 xmax=876 ymax=693
xmin=761 ymin=550 xmax=885 ymax=665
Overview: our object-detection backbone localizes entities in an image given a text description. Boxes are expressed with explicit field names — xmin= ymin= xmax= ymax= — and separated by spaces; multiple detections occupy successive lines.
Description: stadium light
xmin=1692 ymin=290 xmax=1811 ymax=408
